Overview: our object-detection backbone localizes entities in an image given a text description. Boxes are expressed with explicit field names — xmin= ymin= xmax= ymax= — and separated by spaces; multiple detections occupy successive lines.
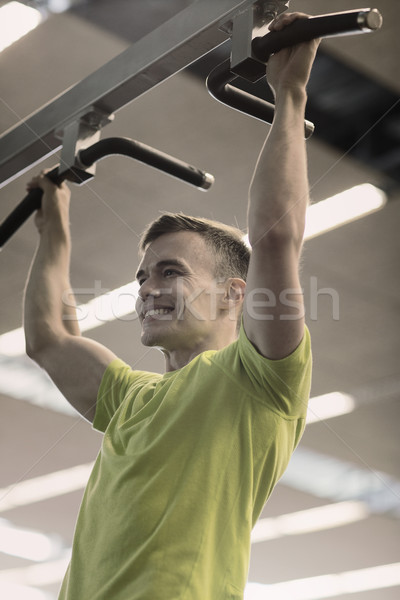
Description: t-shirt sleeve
xmin=237 ymin=321 xmax=312 ymax=418
xmin=93 ymin=358 xmax=155 ymax=433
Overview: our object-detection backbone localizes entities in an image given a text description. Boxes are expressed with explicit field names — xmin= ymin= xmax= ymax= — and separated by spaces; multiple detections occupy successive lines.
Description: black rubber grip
xmin=252 ymin=9 xmax=383 ymax=61
xmin=78 ymin=138 xmax=213 ymax=190
xmin=0 ymin=189 xmax=42 ymax=248
xmin=0 ymin=167 xmax=61 ymax=249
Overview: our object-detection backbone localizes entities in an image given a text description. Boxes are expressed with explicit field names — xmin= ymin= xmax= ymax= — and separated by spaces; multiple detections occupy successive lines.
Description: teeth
xmin=144 ymin=308 xmax=172 ymax=318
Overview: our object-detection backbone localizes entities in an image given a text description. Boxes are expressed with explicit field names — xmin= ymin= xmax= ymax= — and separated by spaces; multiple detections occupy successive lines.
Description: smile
xmin=143 ymin=308 xmax=173 ymax=319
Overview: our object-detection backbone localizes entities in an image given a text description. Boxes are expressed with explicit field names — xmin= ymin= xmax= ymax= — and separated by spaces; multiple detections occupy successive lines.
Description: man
xmin=24 ymin=12 xmax=318 ymax=599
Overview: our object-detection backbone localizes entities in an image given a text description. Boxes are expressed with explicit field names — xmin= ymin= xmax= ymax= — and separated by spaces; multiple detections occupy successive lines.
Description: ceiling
xmin=0 ymin=1 xmax=399 ymax=598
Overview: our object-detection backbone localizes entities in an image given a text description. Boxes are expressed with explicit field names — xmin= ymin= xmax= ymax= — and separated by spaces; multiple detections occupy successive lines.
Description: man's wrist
xmin=274 ymin=85 xmax=307 ymax=105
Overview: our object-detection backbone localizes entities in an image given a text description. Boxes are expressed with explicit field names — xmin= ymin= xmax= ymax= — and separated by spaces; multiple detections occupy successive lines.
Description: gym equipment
xmin=207 ymin=9 xmax=382 ymax=135
xmin=0 ymin=2 xmax=383 ymax=249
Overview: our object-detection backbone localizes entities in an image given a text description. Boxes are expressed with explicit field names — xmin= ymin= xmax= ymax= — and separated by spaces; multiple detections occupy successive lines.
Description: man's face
xmin=135 ymin=231 xmax=226 ymax=352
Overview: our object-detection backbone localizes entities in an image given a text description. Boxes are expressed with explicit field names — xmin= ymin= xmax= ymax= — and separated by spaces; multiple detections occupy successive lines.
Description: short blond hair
xmin=139 ymin=213 xmax=250 ymax=282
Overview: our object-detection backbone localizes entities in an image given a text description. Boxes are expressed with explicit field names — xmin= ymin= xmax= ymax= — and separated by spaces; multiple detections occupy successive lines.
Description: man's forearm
xmin=248 ymin=87 xmax=308 ymax=250
xmin=24 ymin=225 xmax=80 ymax=358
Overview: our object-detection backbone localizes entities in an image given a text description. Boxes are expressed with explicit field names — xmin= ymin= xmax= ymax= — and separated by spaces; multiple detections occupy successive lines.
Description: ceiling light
xmin=0 ymin=518 xmax=62 ymax=561
xmin=304 ymin=183 xmax=387 ymax=240
xmin=0 ymin=328 xmax=26 ymax=357
xmin=242 ymin=183 xmax=386 ymax=248
xmin=47 ymin=0 xmax=72 ymax=13
xmin=281 ymin=446 xmax=400 ymax=516
xmin=0 ymin=553 xmax=70 ymax=587
xmin=0 ymin=2 xmax=43 ymax=53
xmin=251 ymin=500 xmax=368 ymax=543
xmin=306 ymin=392 xmax=356 ymax=423
xmin=0 ymin=462 xmax=94 ymax=512
xmin=245 ymin=562 xmax=400 ymax=599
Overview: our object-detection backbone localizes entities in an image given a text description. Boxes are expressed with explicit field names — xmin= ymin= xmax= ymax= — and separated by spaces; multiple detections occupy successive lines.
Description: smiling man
xmin=23 ymin=12 xmax=317 ymax=600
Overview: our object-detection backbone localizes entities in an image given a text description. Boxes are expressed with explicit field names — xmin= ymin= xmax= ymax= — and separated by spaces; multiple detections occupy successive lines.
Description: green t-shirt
xmin=58 ymin=324 xmax=311 ymax=600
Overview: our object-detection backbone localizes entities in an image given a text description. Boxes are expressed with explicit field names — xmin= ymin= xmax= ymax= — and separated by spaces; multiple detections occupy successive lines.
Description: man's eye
xmin=164 ymin=269 xmax=178 ymax=277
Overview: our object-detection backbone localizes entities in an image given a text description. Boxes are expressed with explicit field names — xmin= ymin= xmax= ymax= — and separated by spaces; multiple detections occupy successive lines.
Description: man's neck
xmin=162 ymin=328 xmax=238 ymax=372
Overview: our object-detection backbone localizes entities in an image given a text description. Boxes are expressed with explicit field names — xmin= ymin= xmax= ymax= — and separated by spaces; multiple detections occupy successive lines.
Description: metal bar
xmin=0 ymin=0 xmax=256 ymax=189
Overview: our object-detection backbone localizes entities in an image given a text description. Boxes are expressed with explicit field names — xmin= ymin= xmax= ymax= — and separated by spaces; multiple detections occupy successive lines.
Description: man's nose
xmin=137 ymin=278 xmax=161 ymax=301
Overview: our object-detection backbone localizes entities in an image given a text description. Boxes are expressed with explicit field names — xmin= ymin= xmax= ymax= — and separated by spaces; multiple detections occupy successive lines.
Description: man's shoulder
xmin=99 ymin=358 xmax=163 ymax=398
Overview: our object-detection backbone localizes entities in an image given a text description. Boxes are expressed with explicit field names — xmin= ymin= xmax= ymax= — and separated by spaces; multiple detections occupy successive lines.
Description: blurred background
xmin=0 ymin=1 xmax=399 ymax=598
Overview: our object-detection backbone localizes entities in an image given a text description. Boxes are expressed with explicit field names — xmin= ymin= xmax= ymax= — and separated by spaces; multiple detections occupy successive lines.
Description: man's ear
xmin=221 ymin=278 xmax=246 ymax=308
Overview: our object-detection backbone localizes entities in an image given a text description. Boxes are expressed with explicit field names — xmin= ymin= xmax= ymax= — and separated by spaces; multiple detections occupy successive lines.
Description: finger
xmin=26 ymin=176 xmax=43 ymax=192
xmin=269 ymin=12 xmax=309 ymax=31
xmin=269 ymin=12 xmax=308 ymax=31
xmin=26 ymin=170 xmax=57 ymax=193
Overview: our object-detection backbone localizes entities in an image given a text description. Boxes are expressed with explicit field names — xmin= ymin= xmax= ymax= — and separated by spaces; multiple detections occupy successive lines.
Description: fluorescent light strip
xmin=281 ymin=446 xmax=400 ymax=516
xmin=245 ymin=562 xmax=400 ymax=600
xmin=0 ymin=329 xmax=25 ymax=357
xmin=243 ymin=183 xmax=386 ymax=248
xmin=251 ymin=500 xmax=369 ymax=543
xmin=47 ymin=0 xmax=72 ymax=13
xmin=0 ymin=353 xmax=76 ymax=416
xmin=0 ymin=462 xmax=94 ymax=512
xmin=0 ymin=552 xmax=71 ymax=586
xmin=0 ymin=2 xmax=43 ymax=53
xmin=304 ymin=183 xmax=387 ymax=240
xmin=0 ymin=518 xmax=63 ymax=562
xmin=306 ymin=392 xmax=356 ymax=424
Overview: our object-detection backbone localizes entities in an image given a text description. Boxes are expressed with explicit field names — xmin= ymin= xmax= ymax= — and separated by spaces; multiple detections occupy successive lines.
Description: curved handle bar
xmin=252 ymin=9 xmax=382 ymax=61
xmin=0 ymin=138 xmax=214 ymax=249
xmin=206 ymin=59 xmax=315 ymax=138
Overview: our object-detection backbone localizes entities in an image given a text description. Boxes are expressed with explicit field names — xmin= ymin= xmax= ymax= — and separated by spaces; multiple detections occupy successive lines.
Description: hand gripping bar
xmin=0 ymin=137 xmax=214 ymax=249
xmin=252 ymin=8 xmax=383 ymax=61
xmin=206 ymin=9 xmax=382 ymax=134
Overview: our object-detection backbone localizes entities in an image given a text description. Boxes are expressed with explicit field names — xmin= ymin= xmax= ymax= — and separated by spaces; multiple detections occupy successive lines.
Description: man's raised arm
xmin=243 ymin=12 xmax=319 ymax=360
xmin=24 ymin=173 xmax=117 ymax=422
